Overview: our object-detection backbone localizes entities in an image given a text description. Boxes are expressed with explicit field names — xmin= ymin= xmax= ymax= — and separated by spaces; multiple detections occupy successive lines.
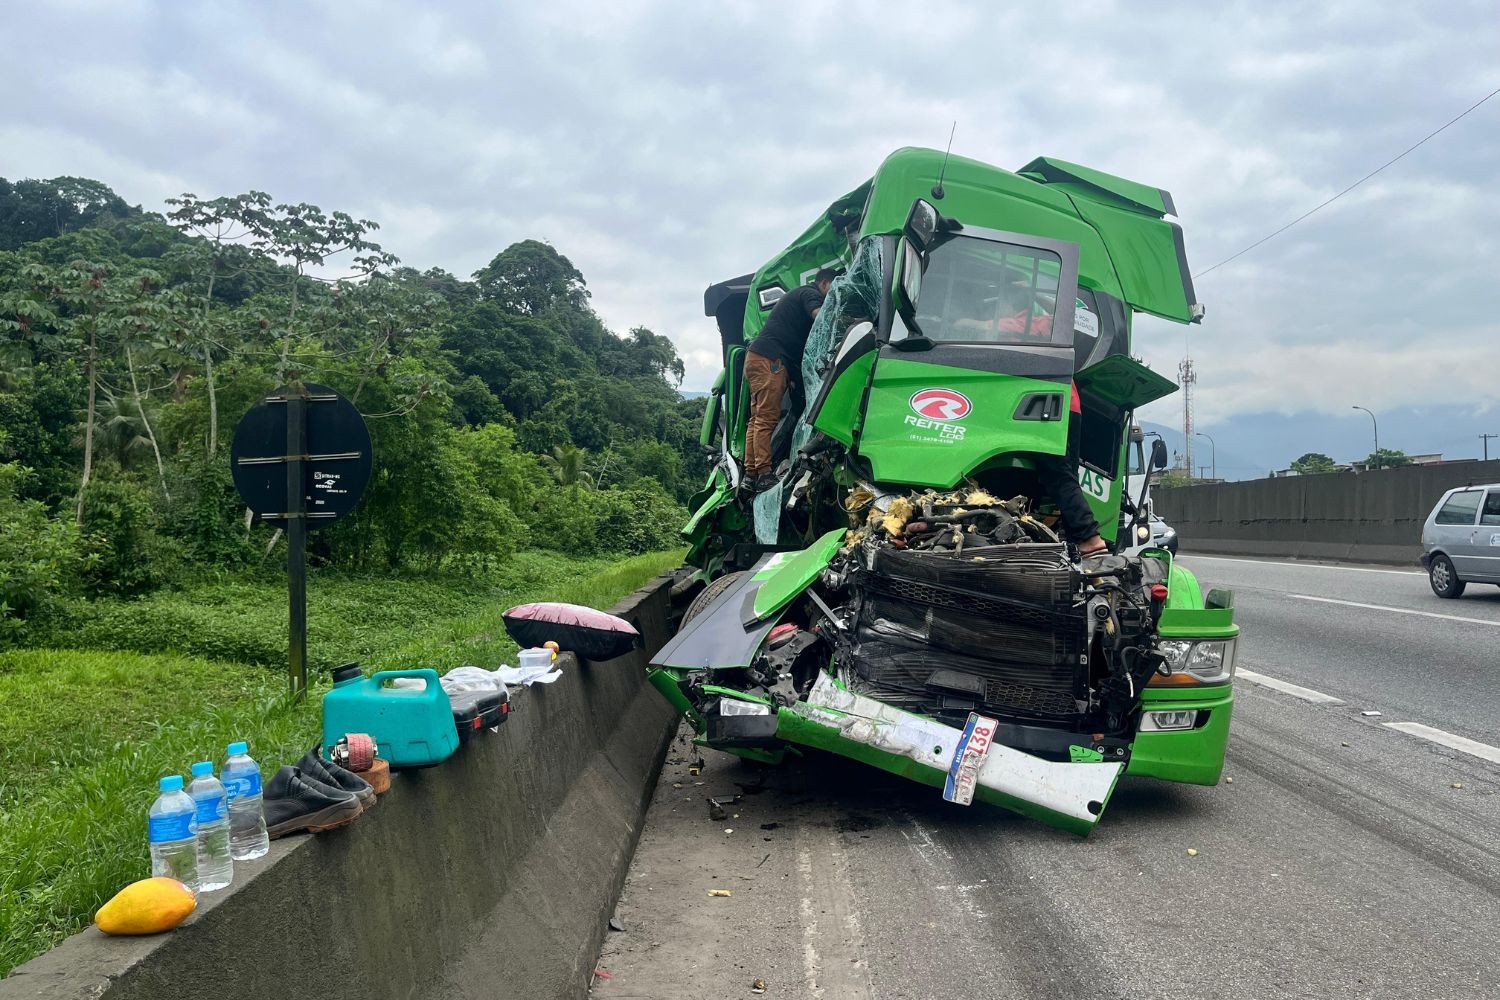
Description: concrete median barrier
xmin=1 ymin=576 xmax=681 ymax=1000
xmin=1154 ymin=460 xmax=1500 ymax=564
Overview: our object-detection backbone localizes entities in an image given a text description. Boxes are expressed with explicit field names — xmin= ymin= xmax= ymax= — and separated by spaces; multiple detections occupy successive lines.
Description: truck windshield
xmin=913 ymin=235 xmax=1066 ymax=345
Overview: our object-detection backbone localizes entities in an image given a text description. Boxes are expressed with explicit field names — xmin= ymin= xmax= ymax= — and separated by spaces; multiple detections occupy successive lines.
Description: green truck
xmin=651 ymin=148 xmax=1237 ymax=834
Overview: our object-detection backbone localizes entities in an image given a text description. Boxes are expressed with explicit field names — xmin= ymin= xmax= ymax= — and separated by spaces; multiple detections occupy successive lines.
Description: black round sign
xmin=230 ymin=383 xmax=372 ymax=529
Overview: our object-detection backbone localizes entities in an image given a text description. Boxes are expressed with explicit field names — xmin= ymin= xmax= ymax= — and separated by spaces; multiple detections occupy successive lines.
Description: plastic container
xmin=188 ymin=761 xmax=233 ymax=891
xmin=149 ymin=775 xmax=199 ymax=892
xmin=518 ymin=648 xmax=553 ymax=670
xmin=450 ymin=687 xmax=509 ymax=744
xmin=321 ymin=663 xmax=459 ymax=768
xmin=222 ymin=741 xmax=270 ymax=861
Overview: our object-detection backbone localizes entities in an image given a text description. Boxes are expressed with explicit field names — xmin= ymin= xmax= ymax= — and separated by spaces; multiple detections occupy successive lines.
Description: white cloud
xmin=4 ymin=0 xmax=1497 ymax=440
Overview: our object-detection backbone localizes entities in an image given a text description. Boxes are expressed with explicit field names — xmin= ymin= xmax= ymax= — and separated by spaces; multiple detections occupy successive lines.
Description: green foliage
xmin=0 ymin=176 xmax=138 ymax=251
xmin=0 ymin=363 xmax=81 ymax=503
xmin=1291 ymin=452 xmax=1338 ymax=475
xmin=531 ymin=481 xmax=687 ymax=557
xmin=472 ymin=239 xmax=589 ymax=315
xmin=1 ymin=175 xmax=699 ymax=592
xmin=0 ymin=462 xmax=84 ymax=640
xmin=1363 ymin=448 xmax=1411 ymax=470
xmin=1155 ymin=471 xmax=1193 ymax=489
xmin=77 ymin=479 xmax=174 ymax=595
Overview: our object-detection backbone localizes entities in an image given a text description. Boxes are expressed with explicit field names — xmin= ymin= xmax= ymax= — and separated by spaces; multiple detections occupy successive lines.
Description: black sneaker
xmin=745 ymin=474 xmax=779 ymax=494
xmin=299 ymin=747 xmax=376 ymax=809
xmin=264 ymin=765 xmax=363 ymax=839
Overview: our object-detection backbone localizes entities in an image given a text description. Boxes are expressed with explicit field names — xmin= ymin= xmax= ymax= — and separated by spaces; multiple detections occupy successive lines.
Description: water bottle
xmin=188 ymin=761 xmax=233 ymax=891
xmin=148 ymin=775 xmax=199 ymax=892
xmin=222 ymin=741 xmax=269 ymax=861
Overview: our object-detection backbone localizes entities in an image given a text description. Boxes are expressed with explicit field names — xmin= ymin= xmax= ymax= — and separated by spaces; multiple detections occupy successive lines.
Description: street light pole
xmin=1352 ymin=405 xmax=1379 ymax=470
xmin=1195 ymin=431 xmax=1216 ymax=481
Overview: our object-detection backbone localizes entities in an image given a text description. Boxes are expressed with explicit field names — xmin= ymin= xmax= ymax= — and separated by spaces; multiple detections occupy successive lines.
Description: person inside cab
xmin=741 ymin=268 xmax=838 ymax=493
xmin=951 ymin=285 xmax=1104 ymax=556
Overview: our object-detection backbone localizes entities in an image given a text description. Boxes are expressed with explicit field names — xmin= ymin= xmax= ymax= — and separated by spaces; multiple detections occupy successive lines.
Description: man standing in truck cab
xmin=741 ymin=268 xmax=838 ymax=493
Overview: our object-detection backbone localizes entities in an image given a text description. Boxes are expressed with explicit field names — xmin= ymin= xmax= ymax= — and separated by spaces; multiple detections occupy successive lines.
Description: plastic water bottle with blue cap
xmin=148 ymin=775 xmax=199 ymax=891
xmin=188 ymin=761 xmax=234 ymax=891
xmin=222 ymin=741 xmax=269 ymax=860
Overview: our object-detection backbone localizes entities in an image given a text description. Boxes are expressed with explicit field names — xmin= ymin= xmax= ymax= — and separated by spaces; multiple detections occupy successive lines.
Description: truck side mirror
xmin=1151 ymin=439 xmax=1169 ymax=471
xmin=903 ymin=199 xmax=941 ymax=252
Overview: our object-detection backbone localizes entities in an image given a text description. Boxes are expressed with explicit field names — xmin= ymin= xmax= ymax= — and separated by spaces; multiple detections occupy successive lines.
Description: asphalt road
xmin=595 ymin=554 xmax=1500 ymax=1000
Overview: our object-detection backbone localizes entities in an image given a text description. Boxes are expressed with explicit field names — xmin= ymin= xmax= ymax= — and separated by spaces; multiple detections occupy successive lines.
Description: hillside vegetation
xmin=0 ymin=176 xmax=707 ymax=641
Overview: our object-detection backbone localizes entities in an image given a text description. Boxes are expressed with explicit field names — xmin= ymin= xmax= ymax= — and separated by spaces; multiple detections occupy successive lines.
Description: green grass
xmin=0 ymin=549 xmax=682 ymax=976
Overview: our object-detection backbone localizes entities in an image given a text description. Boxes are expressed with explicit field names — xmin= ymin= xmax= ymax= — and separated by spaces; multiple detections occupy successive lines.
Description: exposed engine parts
xmin=684 ymin=484 xmax=1173 ymax=763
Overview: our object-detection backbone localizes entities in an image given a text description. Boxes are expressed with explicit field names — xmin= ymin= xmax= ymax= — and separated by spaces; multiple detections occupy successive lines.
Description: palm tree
xmin=93 ymin=388 xmax=152 ymax=468
xmin=540 ymin=444 xmax=592 ymax=488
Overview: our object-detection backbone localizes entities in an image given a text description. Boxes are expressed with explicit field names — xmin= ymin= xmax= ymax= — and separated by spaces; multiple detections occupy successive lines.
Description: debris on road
xmin=752 ymin=978 xmax=768 ymax=993
xmin=707 ymin=889 xmax=732 ymax=897
xmin=1452 ymin=783 xmax=1464 ymax=789
xmin=1187 ymin=848 xmax=1199 ymax=857
xmin=708 ymin=798 xmax=727 ymax=821
xmin=1361 ymin=710 xmax=1383 ymax=717
xmin=1225 ymin=776 xmax=1233 ymax=784
xmin=608 ymin=916 xmax=625 ymax=932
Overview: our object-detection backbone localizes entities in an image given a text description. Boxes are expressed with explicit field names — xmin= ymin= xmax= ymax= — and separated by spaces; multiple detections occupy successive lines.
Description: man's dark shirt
xmin=746 ymin=284 xmax=824 ymax=372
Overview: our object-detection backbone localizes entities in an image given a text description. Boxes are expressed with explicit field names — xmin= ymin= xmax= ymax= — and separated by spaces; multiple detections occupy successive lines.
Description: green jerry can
xmin=321 ymin=663 xmax=459 ymax=768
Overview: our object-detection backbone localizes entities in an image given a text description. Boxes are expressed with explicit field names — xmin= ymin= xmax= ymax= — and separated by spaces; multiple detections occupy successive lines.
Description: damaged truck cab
xmin=656 ymin=148 xmax=1237 ymax=834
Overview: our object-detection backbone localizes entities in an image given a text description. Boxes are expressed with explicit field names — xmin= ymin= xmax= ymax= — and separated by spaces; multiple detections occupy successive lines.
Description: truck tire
xmin=683 ymin=571 xmax=747 ymax=625
xmin=1428 ymin=554 xmax=1465 ymax=598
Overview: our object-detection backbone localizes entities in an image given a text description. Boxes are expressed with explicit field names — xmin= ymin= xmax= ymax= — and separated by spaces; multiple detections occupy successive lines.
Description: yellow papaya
xmin=95 ymin=877 xmax=196 ymax=935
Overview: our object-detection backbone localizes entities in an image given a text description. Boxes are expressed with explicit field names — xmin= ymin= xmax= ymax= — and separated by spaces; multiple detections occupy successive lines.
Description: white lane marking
xmin=1184 ymin=554 xmax=1423 ymax=576
xmin=1290 ymin=594 xmax=1500 ymax=628
xmin=1382 ymin=722 xmax=1500 ymax=766
xmin=1237 ymin=669 xmax=1345 ymax=705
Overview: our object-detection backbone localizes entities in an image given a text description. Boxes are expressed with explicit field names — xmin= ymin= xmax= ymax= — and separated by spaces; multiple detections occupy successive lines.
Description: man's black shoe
xmin=264 ymin=765 xmax=363 ymax=839
xmin=745 ymin=474 xmax=779 ymax=494
xmin=299 ymin=747 xmax=376 ymax=808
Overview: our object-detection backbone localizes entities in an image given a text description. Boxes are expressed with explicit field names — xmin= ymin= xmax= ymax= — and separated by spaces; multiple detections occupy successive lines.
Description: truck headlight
xmin=1135 ymin=524 xmax=1151 ymax=542
xmin=1150 ymin=638 xmax=1236 ymax=685
xmin=718 ymin=697 xmax=772 ymax=717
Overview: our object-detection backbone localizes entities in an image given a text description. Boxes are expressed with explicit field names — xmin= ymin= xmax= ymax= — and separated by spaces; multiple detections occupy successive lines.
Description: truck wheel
xmin=1428 ymin=554 xmax=1465 ymax=598
xmin=683 ymin=571 xmax=747 ymax=625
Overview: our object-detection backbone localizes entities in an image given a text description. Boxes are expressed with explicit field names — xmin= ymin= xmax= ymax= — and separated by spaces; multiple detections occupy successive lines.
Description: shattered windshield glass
xmin=754 ymin=237 xmax=884 ymax=542
xmin=910 ymin=236 xmax=1065 ymax=345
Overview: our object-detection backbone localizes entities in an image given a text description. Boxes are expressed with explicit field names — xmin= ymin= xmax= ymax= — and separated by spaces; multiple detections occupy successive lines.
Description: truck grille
xmin=845 ymin=543 xmax=1085 ymax=721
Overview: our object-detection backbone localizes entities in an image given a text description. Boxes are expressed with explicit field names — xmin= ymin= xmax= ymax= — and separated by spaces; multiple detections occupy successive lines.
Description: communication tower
xmin=1178 ymin=357 xmax=1196 ymax=478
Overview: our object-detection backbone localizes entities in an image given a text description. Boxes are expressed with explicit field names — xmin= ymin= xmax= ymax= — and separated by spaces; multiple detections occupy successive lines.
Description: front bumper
xmin=1127 ymin=682 xmax=1233 ymax=785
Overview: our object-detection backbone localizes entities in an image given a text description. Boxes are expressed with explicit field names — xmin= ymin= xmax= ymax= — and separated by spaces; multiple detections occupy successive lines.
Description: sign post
xmin=231 ymin=383 xmax=372 ymax=698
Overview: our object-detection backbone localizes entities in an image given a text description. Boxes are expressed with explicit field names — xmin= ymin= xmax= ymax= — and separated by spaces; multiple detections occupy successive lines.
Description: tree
xmin=540 ymin=443 xmax=593 ymax=487
xmin=0 ymin=176 xmax=136 ymax=250
xmin=1291 ymin=452 xmax=1338 ymax=475
xmin=164 ymin=191 xmax=274 ymax=455
xmin=472 ymin=240 xmax=589 ymax=315
xmin=1363 ymin=448 xmax=1412 ymax=470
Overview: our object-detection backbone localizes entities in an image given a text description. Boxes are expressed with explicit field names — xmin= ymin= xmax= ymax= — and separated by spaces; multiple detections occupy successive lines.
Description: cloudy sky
xmin=7 ymin=0 xmax=1499 ymax=475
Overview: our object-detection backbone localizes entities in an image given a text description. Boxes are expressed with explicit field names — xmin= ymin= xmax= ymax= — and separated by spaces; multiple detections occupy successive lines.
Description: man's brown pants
xmin=743 ymin=350 xmax=787 ymax=478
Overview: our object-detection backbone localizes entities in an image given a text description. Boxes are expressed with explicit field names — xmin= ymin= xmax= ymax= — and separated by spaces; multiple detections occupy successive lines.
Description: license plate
xmin=943 ymin=712 xmax=999 ymax=806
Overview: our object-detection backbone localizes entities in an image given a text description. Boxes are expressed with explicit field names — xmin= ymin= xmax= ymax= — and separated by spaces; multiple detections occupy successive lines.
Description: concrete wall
xmin=1154 ymin=460 xmax=1500 ymax=564
xmin=1 ymin=577 xmax=681 ymax=1000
